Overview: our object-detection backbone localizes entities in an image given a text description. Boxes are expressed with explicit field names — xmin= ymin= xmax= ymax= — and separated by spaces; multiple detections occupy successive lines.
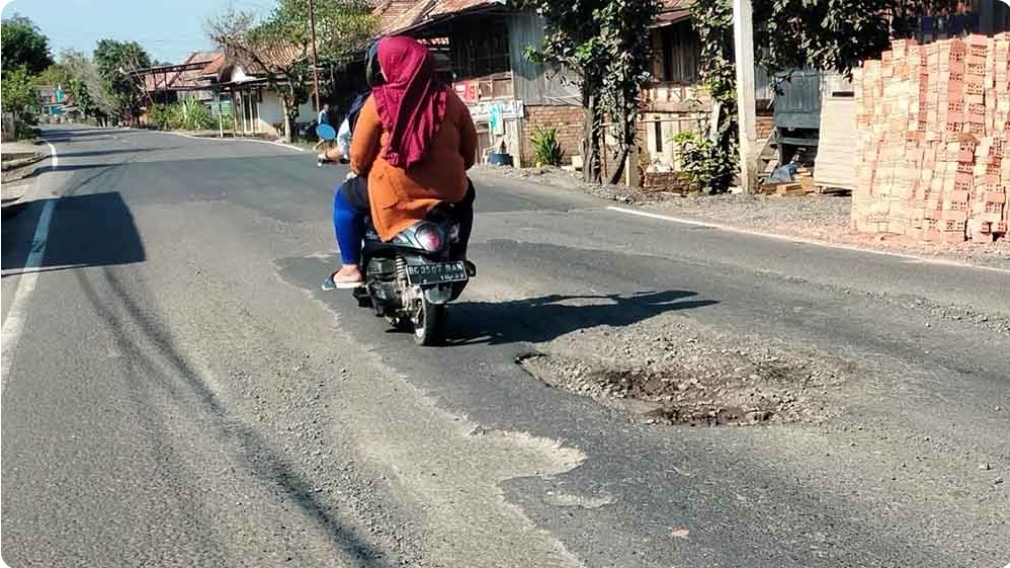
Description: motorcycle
xmin=352 ymin=205 xmax=475 ymax=346
xmin=316 ymin=122 xmax=474 ymax=345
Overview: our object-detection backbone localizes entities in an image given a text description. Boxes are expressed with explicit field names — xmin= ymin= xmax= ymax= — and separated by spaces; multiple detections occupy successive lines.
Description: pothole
xmin=517 ymin=315 xmax=847 ymax=427
xmin=522 ymin=353 xmax=834 ymax=426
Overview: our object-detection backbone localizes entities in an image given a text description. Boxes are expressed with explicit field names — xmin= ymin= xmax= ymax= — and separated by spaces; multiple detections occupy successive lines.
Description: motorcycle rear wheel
xmin=413 ymin=298 xmax=445 ymax=346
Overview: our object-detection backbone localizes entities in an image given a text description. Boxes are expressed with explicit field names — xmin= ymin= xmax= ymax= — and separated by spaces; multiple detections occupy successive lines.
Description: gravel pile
xmin=521 ymin=314 xmax=847 ymax=427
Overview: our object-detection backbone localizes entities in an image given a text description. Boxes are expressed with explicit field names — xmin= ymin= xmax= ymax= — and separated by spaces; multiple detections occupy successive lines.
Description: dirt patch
xmin=519 ymin=315 xmax=847 ymax=427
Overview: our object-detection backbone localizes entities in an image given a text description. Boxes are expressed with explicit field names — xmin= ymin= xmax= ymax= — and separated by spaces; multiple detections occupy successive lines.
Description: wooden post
xmin=217 ymin=91 xmax=224 ymax=138
xmin=308 ymin=0 xmax=321 ymax=113
xmin=733 ymin=0 xmax=758 ymax=193
xmin=627 ymin=122 xmax=640 ymax=188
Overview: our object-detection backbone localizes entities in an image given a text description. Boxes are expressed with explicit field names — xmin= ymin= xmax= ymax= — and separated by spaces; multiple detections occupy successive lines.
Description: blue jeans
xmin=332 ymin=178 xmax=365 ymax=265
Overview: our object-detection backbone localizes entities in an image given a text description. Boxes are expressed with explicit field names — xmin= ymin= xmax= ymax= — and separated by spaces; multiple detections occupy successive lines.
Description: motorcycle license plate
xmin=406 ymin=261 xmax=468 ymax=286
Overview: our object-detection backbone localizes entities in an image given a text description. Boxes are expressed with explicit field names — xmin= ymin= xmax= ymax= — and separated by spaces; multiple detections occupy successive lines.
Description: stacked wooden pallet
xmin=853 ymin=34 xmax=1009 ymax=243
xmin=758 ymin=167 xmax=816 ymax=196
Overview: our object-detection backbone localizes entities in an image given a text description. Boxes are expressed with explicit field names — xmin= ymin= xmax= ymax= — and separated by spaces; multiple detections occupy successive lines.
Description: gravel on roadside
xmin=474 ymin=164 xmax=1010 ymax=271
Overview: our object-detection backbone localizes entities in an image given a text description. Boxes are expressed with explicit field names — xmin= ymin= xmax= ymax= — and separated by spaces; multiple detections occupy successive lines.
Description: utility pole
xmin=308 ymin=0 xmax=322 ymax=113
xmin=733 ymin=0 xmax=758 ymax=193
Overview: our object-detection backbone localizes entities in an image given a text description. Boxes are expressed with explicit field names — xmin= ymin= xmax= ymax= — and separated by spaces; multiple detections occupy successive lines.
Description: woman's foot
xmin=322 ymin=265 xmax=364 ymax=291
xmin=336 ymin=265 xmax=364 ymax=289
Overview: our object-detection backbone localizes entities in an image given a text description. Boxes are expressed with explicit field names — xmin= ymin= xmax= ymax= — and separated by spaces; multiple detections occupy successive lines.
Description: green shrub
xmin=159 ymin=100 xmax=217 ymax=131
xmin=185 ymin=100 xmax=216 ymax=130
xmin=147 ymin=104 xmax=171 ymax=129
xmin=671 ymin=130 xmax=737 ymax=194
xmin=530 ymin=126 xmax=565 ymax=167
xmin=14 ymin=118 xmax=38 ymax=140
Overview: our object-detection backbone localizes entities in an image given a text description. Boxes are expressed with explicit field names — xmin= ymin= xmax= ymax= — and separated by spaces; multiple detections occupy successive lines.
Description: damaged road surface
xmin=2 ymin=126 xmax=1008 ymax=568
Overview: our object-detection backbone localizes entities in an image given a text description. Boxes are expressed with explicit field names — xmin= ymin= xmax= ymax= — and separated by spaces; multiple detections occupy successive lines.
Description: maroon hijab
xmin=371 ymin=36 xmax=447 ymax=169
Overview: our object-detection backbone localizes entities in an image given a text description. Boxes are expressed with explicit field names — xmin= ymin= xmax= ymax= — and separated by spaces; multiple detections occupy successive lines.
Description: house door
xmin=243 ymin=92 xmax=254 ymax=134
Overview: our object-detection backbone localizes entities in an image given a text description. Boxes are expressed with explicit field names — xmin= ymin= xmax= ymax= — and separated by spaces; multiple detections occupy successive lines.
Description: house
xmin=375 ymin=0 xmax=583 ymax=167
xmin=639 ymin=1 xmax=777 ymax=181
xmin=200 ymin=46 xmax=316 ymax=138
xmin=373 ymin=0 xmax=762 ymax=181
xmin=36 ymin=85 xmax=67 ymax=121
xmin=133 ymin=52 xmax=226 ymax=126
xmin=136 ymin=52 xmax=222 ymax=105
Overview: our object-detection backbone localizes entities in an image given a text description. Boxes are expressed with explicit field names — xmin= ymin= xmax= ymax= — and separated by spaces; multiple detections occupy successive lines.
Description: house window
xmin=656 ymin=20 xmax=701 ymax=84
xmin=446 ymin=19 xmax=511 ymax=79
xmin=653 ymin=120 xmax=663 ymax=154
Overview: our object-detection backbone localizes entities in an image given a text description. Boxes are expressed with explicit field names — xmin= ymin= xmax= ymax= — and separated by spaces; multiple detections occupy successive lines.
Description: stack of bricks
xmin=852 ymin=33 xmax=1009 ymax=243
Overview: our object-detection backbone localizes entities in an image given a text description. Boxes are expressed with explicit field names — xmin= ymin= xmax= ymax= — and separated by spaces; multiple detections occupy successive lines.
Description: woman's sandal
xmin=322 ymin=271 xmax=362 ymax=291
xmin=323 ymin=269 xmax=364 ymax=291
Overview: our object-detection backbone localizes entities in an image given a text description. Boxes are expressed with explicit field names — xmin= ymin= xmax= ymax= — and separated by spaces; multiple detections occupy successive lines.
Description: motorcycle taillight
xmin=415 ymin=224 xmax=443 ymax=251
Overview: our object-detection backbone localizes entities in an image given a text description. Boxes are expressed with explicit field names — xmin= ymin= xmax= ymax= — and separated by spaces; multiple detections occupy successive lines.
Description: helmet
xmin=365 ymin=39 xmax=385 ymax=87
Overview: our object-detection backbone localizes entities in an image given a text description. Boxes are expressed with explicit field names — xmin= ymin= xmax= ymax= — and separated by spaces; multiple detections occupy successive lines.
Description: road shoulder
xmin=472 ymin=165 xmax=1010 ymax=271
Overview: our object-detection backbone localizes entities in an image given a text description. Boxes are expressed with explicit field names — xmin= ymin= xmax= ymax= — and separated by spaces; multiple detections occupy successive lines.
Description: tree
xmin=60 ymin=49 xmax=115 ymax=122
xmin=93 ymin=39 xmax=152 ymax=122
xmin=680 ymin=0 xmax=738 ymax=193
xmin=2 ymin=67 xmax=40 ymax=122
xmin=207 ymin=1 xmax=375 ymax=142
xmin=36 ymin=63 xmax=72 ymax=88
xmin=752 ymin=0 xmax=959 ymax=77
xmin=68 ymin=78 xmax=96 ymax=120
xmin=523 ymin=0 xmax=661 ymax=185
xmin=1 ymin=14 xmax=53 ymax=76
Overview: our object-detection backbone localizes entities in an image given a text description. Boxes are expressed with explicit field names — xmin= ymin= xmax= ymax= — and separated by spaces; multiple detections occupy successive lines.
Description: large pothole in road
xmin=519 ymin=316 xmax=847 ymax=427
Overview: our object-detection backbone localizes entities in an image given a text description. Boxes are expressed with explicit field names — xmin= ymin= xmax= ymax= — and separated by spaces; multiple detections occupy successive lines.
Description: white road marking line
xmin=162 ymin=130 xmax=305 ymax=152
xmin=1 ymin=141 xmax=59 ymax=393
xmin=606 ymin=206 xmax=1010 ymax=275
xmin=46 ymin=139 xmax=58 ymax=168
xmin=1 ymin=264 xmax=86 ymax=278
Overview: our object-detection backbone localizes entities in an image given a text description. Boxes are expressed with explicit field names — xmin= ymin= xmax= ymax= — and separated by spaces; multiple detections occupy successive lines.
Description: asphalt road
xmin=2 ymin=126 xmax=1007 ymax=568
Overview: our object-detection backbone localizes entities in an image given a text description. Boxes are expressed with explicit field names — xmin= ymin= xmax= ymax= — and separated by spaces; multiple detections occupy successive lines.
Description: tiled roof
xmin=171 ymin=51 xmax=223 ymax=89
xmin=655 ymin=0 xmax=692 ymax=25
xmin=376 ymin=0 xmax=508 ymax=36
xmin=198 ymin=53 xmax=228 ymax=77
xmin=374 ymin=0 xmax=422 ymax=33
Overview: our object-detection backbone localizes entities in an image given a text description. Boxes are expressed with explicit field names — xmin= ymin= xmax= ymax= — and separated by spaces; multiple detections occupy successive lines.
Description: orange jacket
xmin=350 ymin=90 xmax=478 ymax=241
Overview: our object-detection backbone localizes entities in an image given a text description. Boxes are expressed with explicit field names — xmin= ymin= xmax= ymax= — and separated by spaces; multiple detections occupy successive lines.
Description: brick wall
xmin=523 ymin=105 xmax=583 ymax=166
xmin=643 ymin=171 xmax=690 ymax=194
xmin=756 ymin=116 xmax=775 ymax=140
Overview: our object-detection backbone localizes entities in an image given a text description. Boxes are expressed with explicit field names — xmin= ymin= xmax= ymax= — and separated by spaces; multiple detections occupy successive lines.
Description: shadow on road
xmin=57 ymin=147 xmax=177 ymax=159
xmin=1 ymin=192 xmax=145 ymax=277
xmin=445 ymin=290 xmax=717 ymax=346
xmin=71 ymin=267 xmax=395 ymax=567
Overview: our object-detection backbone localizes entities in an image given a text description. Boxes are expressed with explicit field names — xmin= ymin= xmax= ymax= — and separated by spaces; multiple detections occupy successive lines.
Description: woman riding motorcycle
xmin=325 ymin=36 xmax=477 ymax=289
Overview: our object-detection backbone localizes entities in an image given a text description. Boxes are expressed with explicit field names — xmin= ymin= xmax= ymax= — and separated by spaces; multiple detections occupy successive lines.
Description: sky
xmin=1 ymin=0 xmax=272 ymax=64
